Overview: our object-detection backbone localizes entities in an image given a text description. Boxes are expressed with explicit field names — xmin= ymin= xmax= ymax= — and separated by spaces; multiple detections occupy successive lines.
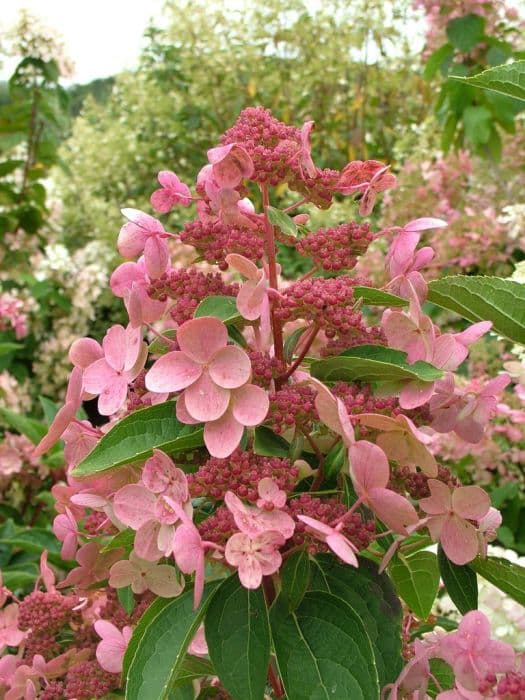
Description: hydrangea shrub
xmin=1 ymin=107 xmax=525 ymax=699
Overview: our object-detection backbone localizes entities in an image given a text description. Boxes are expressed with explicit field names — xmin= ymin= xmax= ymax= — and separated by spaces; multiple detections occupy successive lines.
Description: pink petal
xmin=236 ymin=278 xmax=266 ymax=321
xmin=204 ymin=411 xmax=244 ymax=458
xmin=146 ymin=564 xmax=184 ymax=597
xmin=145 ymin=351 xmax=202 ymax=393
xmin=134 ymin=521 xmax=164 ymax=561
xmin=113 ymin=485 xmax=156 ymax=529
xmin=97 ymin=375 xmax=128 ymax=416
xmin=231 ymin=384 xmax=269 ymax=427
xmin=238 ymin=558 xmax=263 ymax=589
xmin=183 ymin=371 xmax=230 ymax=422
xmin=349 ymin=441 xmax=390 ymax=494
xmin=403 ymin=217 xmax=447 ymax=232
xmin=452 ymin=486 xmax=490 ymax=520
xmin=150 ymin=188 xmax=175 ymax=213
xmin=118 ymin=222 xmax=147 ymax=258
xmin=172 ymin=523 xmax=203 ymax=574
xmin=419 ymin=480 xmax=451 ymax=515
xmin=368 ymin=488 xmax=419 ymax=535
xmin=109 ymin=560 xmax=137 ymax=589
xmin=297 ymin=514 xmax=333 ymax=537
xmin=121 ymin=208 xmax=164 ymax=233
xmin=68 ymin=338 xmax=103 ymax=368
xmin=399 ymin=380 xmax=436 ymax=409
xmin=440 ymin=516 xmax=480 ymax=565
xmin=209 ymin=345 xmax=252 ymax=389
xmin=432 ymin=335 xmax=467 ymax=371
xmin=224 ymin=532 xmax=250 ymax=567
xmin=83 ymin=358 xmax=116 ymax=394
xmin=33 ymin=402 xmax=76 ymax=457
xmin=176 ymin=393 xmax=201 ymax=425
xmin=177 ymin=317 xmax=227 ymax=364
xmin=102 ymin=326 xmax=127 ymax=372
xmin=225 ymin=253 xmax=259 ymax=280
xmin=311 ymin=378 xmax=355 ymax=446
xmin=144 ymin=235 xmax=169 ymax=279
xmin=326 ymin=533 xmax=358 ymax=566
xmin=110 ymin=261 xmax=146 ymax=297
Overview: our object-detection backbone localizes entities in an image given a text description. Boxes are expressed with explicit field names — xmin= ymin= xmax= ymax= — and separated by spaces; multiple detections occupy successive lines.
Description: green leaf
xmin=2 ymin=566 xmax=38 ymax=591
xmin=39 ymin=396 xmax=59 ymax=425
xmin=71 ymin=401 xmax=203 ymax=478
xmin=438 ymin=546 xmax=478 ymax=614
xmin=463 ymin=105 xmax=492 ymax=146
xmin=471 ymin=556 xmax=525 ymax=606
xmin=194 ymin=296 xmax=241 ymax=325
xmin=311 ymin=345 xmax=442 ymax=385
xmin=284 ymin=327 xmax=308 ymax=363
xmin=427 ymin=276 xmax=525 ymax=345
xmin=253 ymin=426 xmax=290 ymax=457
xmin=173 ymin=656 xmax=214 ymax=688
xmin=323 ymin=441 xmax=346 ymax=481
xmin=389 ymin=551 xmax=440 ymax=620
xmin=270 ymin=590 xmax=380 ymax=700
xmin=423 ymin=44 xmax=454 ymax=80
xmin=451 ymin=60 xmax=525 ymax=101
xmin=0 ymin=342 xmax=21 ymax=356
xmin=149 ymin=329 xmax=177 ymax=356
xmin=354 ymin=286 xmax=408 ymax=308
xmin=0 ymin=159 xmax=24 ymax=176
xmin=205 ymin=575 xmax=270 ymax=700
xmin=281 ymin=550 xmax=310 ymax=610
xmin=265 ymin=205 xmax=298 ymax=237
xmin=0 ymin=407 xmax=47 ymax=444
xmin=125 ymin=585 xmax=218 ymax=700
xmin=1 ymin=527 xmax=63 ymax=567
xmin=118 ymin=586 xmax=135 ymax=615
xmin=101 ymin=528 xmax=135 ymax=555
xmin=310 ymin=555 xmax=403 ymax=687
xmin=446 ymin=14 xmax=485 ymax=52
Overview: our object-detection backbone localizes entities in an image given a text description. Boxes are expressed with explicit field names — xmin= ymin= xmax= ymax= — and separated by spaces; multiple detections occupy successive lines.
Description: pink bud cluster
xmin=147 ymin=267 xmax=238 ymax=324
xmin=268 ymin=384 xmax=318 ymax=434
xmin=180 ymin=218 xmax=265 ymax=269
xmin=188 ymin=449 xmax=298 ymax=502
xmin=296 ymin=221 xmax=374 ymax=271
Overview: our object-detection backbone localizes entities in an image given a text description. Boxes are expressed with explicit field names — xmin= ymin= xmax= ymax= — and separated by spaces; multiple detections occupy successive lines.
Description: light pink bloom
xmin=142 ymin=449 xmax=189 ymax=500
xmin=118 ymin=208 xmax=169 ymax=279
xmin=94 ymin=621 xmax=132 ymax=674
xmin=476 ymin=507 xmax=502 ymax=557
xmin=52 ymin=507 xmax=79 ymax=560
xmin=298 ymin=120 xmax=317 ymax=178
xmin=207 ymin=143 xmax=254 ymax=189
xmin=146 ymin=317 xmax=251 ymax=422
xmin=68 ymin=337 xmax=103 ymax=369
xmin=225 ymin=491 xmax=294 ymax=539
xmin=0 ymin=604 xmax=25 ymax=652
xmin=226 ymin=254 xmax=270 ymax=322
xmin=110 ymin=258 xmax=167 ymax=327
xmin=297 ymin=515 xmax=358 ymax=566
xmin=349 ymin=440 xmax=419 ymax=535
xmin=33 ymin=366 xmax=83 ymax=457
xmin=309 ymin=377 xmax=355 ymax=447
xmin=356 ymin=413 xmax=437 ymax=476
xmin=419 ymin=481 xmax=490 ymax=565
xmin=83 ymin=324 xmax=146 ymax=416
xmin=109 ymin=551 xmax=184 ymax=597
xmin=337 ymin=160 xmax=397 ymax=216
xmin=188 ymin=624 xmax=208 ymax=656
xmin=113 ymin=484 xmax=191 ymax=561
xmin=256 ymin=478 xmax=287 ymax=510
xmin=225 ymin=530 xmax=284 ymax=589
xmin=39 ymin=552 xmax=56 ymax=593
xmin=59 ymin=542 xmax=123 ymax=589
xmin=438 ymin=611 xmax=515 ymax=691
xmin=382 ymin=294 xmax=435 ymax=365
xmin=453 ymin=374 xmax=511 ymax=443
xmin=150 ymin=171 xmax=192 ymax=213
xmin=172 ymin=521 xmax=209 ymax=609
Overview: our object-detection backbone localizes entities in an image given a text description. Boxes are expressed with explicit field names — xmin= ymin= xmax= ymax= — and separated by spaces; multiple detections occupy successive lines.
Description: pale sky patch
xmin=1 ymin=0 xmax=165 ymax=84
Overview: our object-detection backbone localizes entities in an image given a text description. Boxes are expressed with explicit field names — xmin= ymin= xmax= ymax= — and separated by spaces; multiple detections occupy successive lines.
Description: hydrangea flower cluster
xmin=3 ymin=107 xmax=520 ymax=699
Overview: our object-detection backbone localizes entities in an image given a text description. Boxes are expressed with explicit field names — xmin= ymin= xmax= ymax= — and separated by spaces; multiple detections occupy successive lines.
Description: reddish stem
xmin=268 ymin=663 xmax=284 ymax=698
xmin=260 ymin=184 xmax=284 ymax=367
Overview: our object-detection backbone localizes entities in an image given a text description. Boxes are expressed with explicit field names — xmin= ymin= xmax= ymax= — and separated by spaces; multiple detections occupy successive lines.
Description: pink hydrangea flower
xmin=118 ymin=208 xmax=169 ymax=279
xmin=453 ymin=374 xmax=511 ymax=443
xmin=225 ymin=530 xmax=284 ymax=589
xmin=477 ymin=507 xmax=502 ymax=557
xmin=349 ymin=440 xmax=419 ymax=535
xmin=110 ymin=257 xmax=167 ymax=327
xmin=142 ymin=449 xmax=189 ymax=500
xmin=438 ymin=611 xmax=515 ymax=691
xmin=83 ymin=324 xmax=146 ymax=416
xmin=356 ymin=413 xmax=437 ymax=476
xmin=207 ymin=143 xmax=254 ymax=189
xmin=109 ymin=551 xmax=184 ymax=597
xmin=225 ymin=490 xmax=295 ymax=539
xmin=419 ymin=480 xmax=490 ymax=565
xmin=337 ymin=160 xmax=397 ymax=216
xmin=94 ymin=620 xmax=132 ymax=674
xmin=113 ymin=483 xmax=192 ymax=561
xmin=150 ymin=171 xmax=192 ymax=213
xmin=256 ymin=478 xmax=287 ymax=510
xmin=146 ymin=317 xmax=269 ymax=457
xmin=297 ymin=515 xmax=358 ymax=566
xmin=59 ymin=542 xmax=123 ymax=589
xmin=52 ymin=507 xmax=79 ymax=560
xmin=0 ymin=604 xmax=25 ymax=653
xmin=225 ymin=253 xmax=270 ymax=322
xmin=172 ymin=521 xmax=210 ymax=609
